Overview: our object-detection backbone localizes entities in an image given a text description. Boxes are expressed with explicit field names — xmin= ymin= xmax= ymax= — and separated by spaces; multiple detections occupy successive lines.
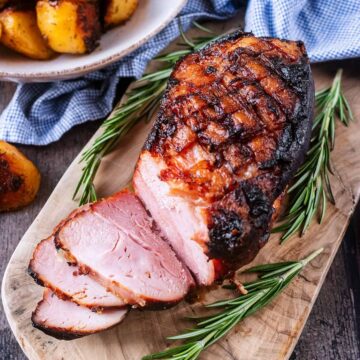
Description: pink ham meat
xmin=55 ymin=190 xmax=194 ymax=307
xmin=134 ymin=153 xmax=215 ymax=285
xmin=29 ymin=236 xmax=125 ymax=308
xmin=32 ymin=289 xmax=128 ymax=340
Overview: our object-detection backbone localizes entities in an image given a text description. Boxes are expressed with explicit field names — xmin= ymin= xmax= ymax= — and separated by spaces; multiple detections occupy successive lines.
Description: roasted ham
xmin=32 ymin=289 xmax=128 ymax=340
xmin=29 ymin=236 xmax=125 ymax=308
xmin=134 ymin=31 xmax=314 ymax=284
xmin=29 ymin=31 xmax=314 ymax=339
xmin=55 ymin=191 xmax=194 ymax=307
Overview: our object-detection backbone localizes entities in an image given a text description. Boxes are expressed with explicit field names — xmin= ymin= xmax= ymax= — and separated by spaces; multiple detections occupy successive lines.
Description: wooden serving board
xmin=2 ymin=19 xmax=360 ymax=360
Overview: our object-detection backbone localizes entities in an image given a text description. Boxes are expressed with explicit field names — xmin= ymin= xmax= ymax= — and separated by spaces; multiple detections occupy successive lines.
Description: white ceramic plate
xmin=0 ymin=0 xmax=186 ymax=82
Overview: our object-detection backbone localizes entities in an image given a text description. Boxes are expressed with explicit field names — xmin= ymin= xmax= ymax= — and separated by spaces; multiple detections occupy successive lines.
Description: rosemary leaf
xmin=143 ymin=248 xmax=323 ymax=360
xmin=73 ymin=23 xmax=217 ymax=205
xmin=273 ymin=69 xmax=353 ymax=242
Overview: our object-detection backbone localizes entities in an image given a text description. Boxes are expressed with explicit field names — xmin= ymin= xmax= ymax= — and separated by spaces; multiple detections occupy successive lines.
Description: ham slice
xmin=32 ymin=289 xmax=128 ymax=340
xmin=55 ymin=191 xmax=194 ymax=307
xmin=29 ymin=236 xmax=125 ymax=308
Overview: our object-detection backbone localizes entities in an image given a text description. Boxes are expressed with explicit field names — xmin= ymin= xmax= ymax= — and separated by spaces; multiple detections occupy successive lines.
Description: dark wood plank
xmin=291 ymin=206 xmax=360 ymax=359
xmin=0 ymin=66 xmax=359 ymax=360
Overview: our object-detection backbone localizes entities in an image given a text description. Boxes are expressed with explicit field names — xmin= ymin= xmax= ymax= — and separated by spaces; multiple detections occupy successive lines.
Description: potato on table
xmin=0 ymin=141 xmax=41 ymax=212
xmin=103 ymin=0 xmax=138 ymax=28
xmin=0 ymin=6 xmax=55 ymax=60
xmin=36 ymin=0 xmax=101 ymax=54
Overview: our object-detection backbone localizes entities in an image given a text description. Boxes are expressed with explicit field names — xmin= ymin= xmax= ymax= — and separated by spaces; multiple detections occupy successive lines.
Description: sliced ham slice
xmin=29 ymin=236 xmax=125 ymax=308
xmin=32 ymin=289 xmax=128 ymax=340
xmin=55 ymin=190 xmax=194 ymax=307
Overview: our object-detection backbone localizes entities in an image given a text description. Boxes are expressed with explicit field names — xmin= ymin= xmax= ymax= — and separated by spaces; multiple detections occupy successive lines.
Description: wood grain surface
xmin=1 ymin=38 xmax=360 ymax=360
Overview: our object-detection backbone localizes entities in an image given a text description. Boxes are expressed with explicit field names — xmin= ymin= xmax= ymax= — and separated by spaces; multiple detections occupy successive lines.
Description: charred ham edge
xmin=29 ymin=236 xmax=126 ymax=309
xmin=134 ymin=31 xmax=314 ymax=285
xmin=55 ymin=190 xmax=194 ymax=309
xmin=32 ymin=289 xmax=128 ymax=340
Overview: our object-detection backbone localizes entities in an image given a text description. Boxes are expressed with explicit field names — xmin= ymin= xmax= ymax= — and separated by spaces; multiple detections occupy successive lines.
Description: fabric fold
xmin=0 ymin=0 xmax=359 ymax=145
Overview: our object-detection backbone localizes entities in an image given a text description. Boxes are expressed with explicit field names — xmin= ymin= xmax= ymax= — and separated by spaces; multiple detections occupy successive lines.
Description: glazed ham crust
xmin=135 ymin=31 xmax=314 ymax=281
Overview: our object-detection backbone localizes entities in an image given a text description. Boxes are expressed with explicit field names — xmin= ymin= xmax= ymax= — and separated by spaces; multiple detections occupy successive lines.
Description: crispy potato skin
xmin=0 ymin=8 xmax=55 ymax=60
xmin=36 ymin=0 xmax=101 ymax=54
xmin=0 ymin=141 xmax=41 ymax=212
xmin=103 ymin=0 xmax=138 ymax=28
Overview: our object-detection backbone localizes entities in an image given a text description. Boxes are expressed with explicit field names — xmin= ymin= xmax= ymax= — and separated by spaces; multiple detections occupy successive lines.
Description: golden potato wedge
xmin=103 ymin=0 xmax=138 ymax=28
xmin=0 ymin=141 xmax=41 ymax=212
xmin=0 ymin=7 xmax=55 ymax=60
xmin=36 ymin=0 xmax=101 ymax=54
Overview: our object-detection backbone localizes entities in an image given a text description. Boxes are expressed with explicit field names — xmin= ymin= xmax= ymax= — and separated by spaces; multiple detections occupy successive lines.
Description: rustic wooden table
xmin=0 ymin=72 xmax=359 ymax=359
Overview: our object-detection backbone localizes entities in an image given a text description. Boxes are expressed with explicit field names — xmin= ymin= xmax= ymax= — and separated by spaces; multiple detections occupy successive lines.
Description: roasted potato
xmin=103 ymin=0 xmax=138 ymax=28
xmin=0 ymin=141 xmax=41 ymax=212
xmin=36 ymin=0 xmax=101 ymax=54
xmin=0 ymin=6 xmax=55 ymax=60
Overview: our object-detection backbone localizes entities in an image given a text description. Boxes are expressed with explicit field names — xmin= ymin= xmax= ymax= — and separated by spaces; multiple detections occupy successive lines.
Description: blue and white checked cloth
xmin=1 ymin=0 xmax=359 ymax=145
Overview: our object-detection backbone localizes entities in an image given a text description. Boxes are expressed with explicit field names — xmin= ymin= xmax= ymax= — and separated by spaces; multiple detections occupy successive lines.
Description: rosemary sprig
xmin=273 ymin=69 xmax=353 ymax=242
xmin=73 ymin=22 xmax=220 ymax=205
xmin=143 ymin=248 xmax=323 ymax=360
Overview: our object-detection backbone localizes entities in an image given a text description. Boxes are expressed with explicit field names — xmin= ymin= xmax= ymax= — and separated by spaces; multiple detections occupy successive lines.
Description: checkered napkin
xmin=1 ymin=0 xmax=359 ymax=145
